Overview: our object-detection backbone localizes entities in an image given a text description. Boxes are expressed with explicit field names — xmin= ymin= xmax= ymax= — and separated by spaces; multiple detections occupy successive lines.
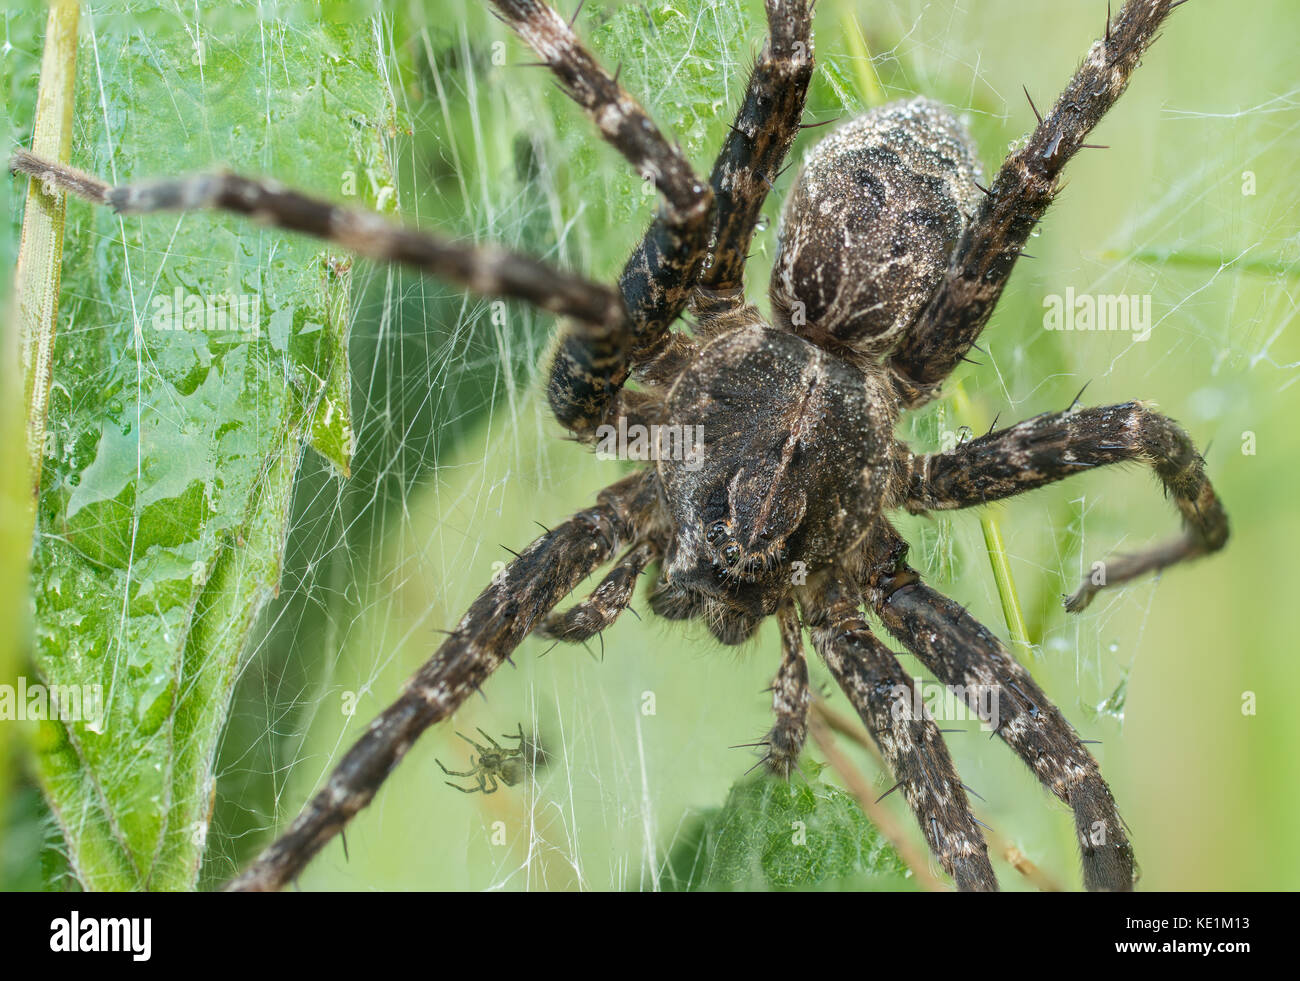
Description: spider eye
xmin=722 ymin=542 xmax=741 ymax=566
xmin=706 ymin=521 xmax=728 ymax=545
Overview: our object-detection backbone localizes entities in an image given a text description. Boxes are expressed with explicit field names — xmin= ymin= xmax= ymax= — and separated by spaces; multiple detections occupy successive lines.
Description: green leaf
xmin=28 ymin=1 xmax=392 ymax=889
xmin=664 ymin=774 xmax=911 ymax=891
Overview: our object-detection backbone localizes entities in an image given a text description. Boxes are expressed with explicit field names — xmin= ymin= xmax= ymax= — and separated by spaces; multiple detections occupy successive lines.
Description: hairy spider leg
xmin=225 ymin=471 xmax=658 ymax=890
xmin=888 ymin=0 xmax=1186 ymax=405
xmin=691 ymin=0 xmax=814 ymax=320
xmin=8 ymin=150 xmax=624 ymax=337
xmin=859 ymin=526 xmax=1136 ymax=891
xmin=489 ymin=0 xmax=714 ymax=436
xmin=903 ymin=402 xmax=1228 ymax=611
xmin=435 ymin=759 xmax=480 ymax=779
xmin=804 ymin=574 xmax=998 ymax=891
xmin=757 ymin=604 xmax=812 ymax=778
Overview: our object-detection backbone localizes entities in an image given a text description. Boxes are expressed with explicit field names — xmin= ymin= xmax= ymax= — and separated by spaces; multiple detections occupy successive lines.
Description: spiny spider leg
xmin=539 ymin=541 xmax=657 ymax=642
xmin=803 ymin=574 xmax=997 ymax=891
xmin=903 ymin=401 xmax=1228 ymax=611
xmin=435 ymin=760 xmax=480 ymax=779
xmin=437 ymin=756 xmax=488 ymax=794
xmin=457 ymin=730 xmax=495 ymax=755
xmin=760 ymin=603 xmax=811 ymax=778
xmin=8 ymin=149 xmax=623 ymax=334
xmin=488 ymin=0 xmax=715 ymax=436
xmin=860 ymin=528 xmax=1136 ymax=891
xmin=225 ymin=471 xmax=656 ymax=891
xmin=692 ymin=0 xmax=814 ymax=318
xmin=445 ymin=781 xmax=486 ymax=794
xmin=475 ymin=727 xmax=506 ymax=751
xmin=889 ymin=0 xmax=1184 ymax=403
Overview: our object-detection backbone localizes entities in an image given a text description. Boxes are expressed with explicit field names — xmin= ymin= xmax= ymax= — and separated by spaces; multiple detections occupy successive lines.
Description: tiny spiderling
xmin=436 ymin=725 xmax=546 ymax=795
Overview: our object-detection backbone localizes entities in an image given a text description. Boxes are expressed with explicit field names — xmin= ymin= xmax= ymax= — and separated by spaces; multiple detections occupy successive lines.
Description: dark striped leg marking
xmin=538 ymin=541 xmax=656 ymax=642
xmin=890 ymin=0 xmax=1185 ymax=403
xmin=904 ymin=401 xmax=1229 ymax=612
xmin=225 ymin=471 xmax=654 ymax=891
xmin=8 ymin=149 xmax=624 ymax=333
xmin=804 ymin=575 xmax=997 ymax=891
xmin=761 ymin=604 xmax=811 ymax=778
xmin=860 ymin=533 xmax=1136 ymax=891
xmin=488 ymin=0 xmax=715 ymax=436
xmin=692 ymin=0 xmax=813 ymax=319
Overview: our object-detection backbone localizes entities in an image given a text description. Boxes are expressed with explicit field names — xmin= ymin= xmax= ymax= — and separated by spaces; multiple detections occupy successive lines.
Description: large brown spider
xmin=13 ymin=0 xmax=1227 ymax=892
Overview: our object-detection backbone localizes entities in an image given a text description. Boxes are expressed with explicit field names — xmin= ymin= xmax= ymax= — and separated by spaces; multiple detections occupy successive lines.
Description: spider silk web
xmin=8 ymin=0 xmax=1298 ymax=892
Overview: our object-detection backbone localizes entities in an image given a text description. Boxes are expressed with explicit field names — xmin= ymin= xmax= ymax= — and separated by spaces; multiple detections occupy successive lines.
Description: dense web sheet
xmin=7 ymin=0 xmax=1298 ymax=891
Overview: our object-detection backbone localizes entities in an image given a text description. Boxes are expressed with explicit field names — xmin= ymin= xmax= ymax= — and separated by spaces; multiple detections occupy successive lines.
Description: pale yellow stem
xmin=14 ymin=0 xmax=81 ymax=506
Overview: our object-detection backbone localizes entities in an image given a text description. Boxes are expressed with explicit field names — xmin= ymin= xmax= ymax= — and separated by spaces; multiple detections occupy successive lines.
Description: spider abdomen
xmin=770 ymin=96 xmax=983 ymax=353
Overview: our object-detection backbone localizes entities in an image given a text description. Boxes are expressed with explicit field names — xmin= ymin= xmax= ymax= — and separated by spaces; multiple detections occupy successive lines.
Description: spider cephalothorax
xmin=653 ymin=325 xmax=897 ymax=640
xmin=15 ymin=0 xmax=1228 ymax=892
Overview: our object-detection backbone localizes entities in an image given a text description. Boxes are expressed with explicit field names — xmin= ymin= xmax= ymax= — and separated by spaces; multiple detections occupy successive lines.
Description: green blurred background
xmin=4 ymin=0 xmax=1298 ymax=890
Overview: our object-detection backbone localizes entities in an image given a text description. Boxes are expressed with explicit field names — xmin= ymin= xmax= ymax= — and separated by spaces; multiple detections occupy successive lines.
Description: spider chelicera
xmin=14 ymin=0 xmax=1226 ymax=891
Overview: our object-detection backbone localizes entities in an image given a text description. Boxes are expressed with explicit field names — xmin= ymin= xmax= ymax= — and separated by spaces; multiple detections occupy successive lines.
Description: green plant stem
xmin=838 ymin=3 xmax=885 ymax=109
xmin=1101 ymin=247 xmax=1297 ymax=279
xmin=950 ymin=381 xmax=1033 ymax=656
xmin=15 ymin=0 xmax=79 ymax=506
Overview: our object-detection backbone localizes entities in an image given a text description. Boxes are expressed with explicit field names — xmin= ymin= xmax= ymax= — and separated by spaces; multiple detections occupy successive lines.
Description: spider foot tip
xmin=1062 ymin=587 xmax=1095 ymax=614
